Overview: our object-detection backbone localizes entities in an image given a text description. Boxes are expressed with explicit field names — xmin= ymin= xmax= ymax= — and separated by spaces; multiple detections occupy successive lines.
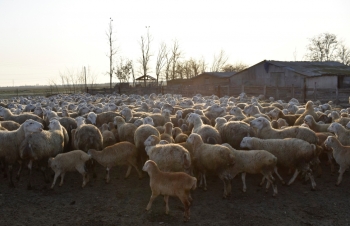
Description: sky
xmin=1 ymin=0 xmax=350 ymax=87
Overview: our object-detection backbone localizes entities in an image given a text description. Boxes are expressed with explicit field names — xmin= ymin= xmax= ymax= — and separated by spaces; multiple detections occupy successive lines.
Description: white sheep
xmin=240 ymin=137 xmax=317 ymax=190
xmin=324 ymin=136 xmax=350 ymax=185
xmin=186 ymin=113 xmax=222 ymax=144
xmin=48 ymin=150 xmax=91 ymax=188
xmin=327 ymin=122 xmax=350 ymax=146
xmin=143 ymin=160 xmax=197 ymax=222
xmin=220 ymin=143 xmax=277 ymax=198
xmin=186 ymin=133 xmax=235 ymax=191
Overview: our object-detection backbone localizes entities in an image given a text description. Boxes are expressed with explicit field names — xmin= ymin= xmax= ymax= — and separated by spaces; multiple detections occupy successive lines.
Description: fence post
xmin=276 ymin=86 xmax=279 ymax=99
xmin=336 ymin=87 xmax=339 ymax=104
xmin=263 ymin=85 xmax=266 ymax=97
xmin=241 ymin=85 xmax=244 ymax=93
xmin=314 ymin=82 xmax=317 ymax=100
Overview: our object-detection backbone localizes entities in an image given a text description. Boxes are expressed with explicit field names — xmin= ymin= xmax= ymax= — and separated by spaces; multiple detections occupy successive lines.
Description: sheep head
xmin=114 ymin=116 xmax=125 ymax=126
xmin=327 ymin=122 xmax=342 ymax=133
xmin=0 ymin=107 xmax=10 ymax=117
xmin=215 ymin=117 xmax=227 ymax=128
xmin=240 ymin=137 xmax=253 ymax=149
xmin=143 ymin=117 xmax=154 ymax=126
xmin=142 ymin=160 xmax=157 ymax=172
xmin=303 ymin=115 xmax=315 ymax=127
xmin=87 ymin=112 xmax=97 ymax=125
xmin=324 ymin=136 xmax=337 ymax=149
xmin=75 ymin=116 xmax=86 ymax=127
xmin=48 ymin=119 xmax=62 ymax=131
xmin=23 ymin=119 xmax=43 ymax=134
xmin=186 ymin=113 xmax=200 ymax=125
xmin=250 ymin=117 xmax=269 ymax=130
xmin=144 ymin=135 xmax=159 ymax=147
xmin=175 ymin=110 xmax=183 ymax=119
xmin=186 ymin=133 xmax=201 ymax=146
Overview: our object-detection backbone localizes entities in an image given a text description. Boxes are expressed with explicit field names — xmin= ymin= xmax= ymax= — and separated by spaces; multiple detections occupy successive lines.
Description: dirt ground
xmin=1 ymin=158 xmax=349 ymax=226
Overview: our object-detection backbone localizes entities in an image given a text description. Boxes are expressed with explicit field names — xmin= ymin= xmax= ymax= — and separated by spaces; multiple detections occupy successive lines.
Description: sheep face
xmin=23 ymin=119 xmax=43 ymax=133
xmin=215 ymin=117 xmax=226 ymax=126
xmin=114 ymin=116 xmax=125 ymax=126
xmin=175 ymin=110 xmax=183 ymax=119
xmin=186 ymin=133 xmax=200 ymax=145
xmin=327 ymin=122 xmax=340 ymax=133
xmin=33 ymin=107 xmax=43 ymax=116
xmin=143 ymin=160 xmax=156 ymax=172
xmin=186 ymin=113 xmax=199 ymax=125
xmin=134 ymin=119 xmax=144 ymax=127
xmin=75 ymin=117 xmax=85 ymax=126
xmin=121 ymin=108 xmax=131 ymax=118
xmin=0 ymin=107 xmax=10 ymax=117
xmin=324 ymin=136 xmax=336 ymax=148
xmin=48 ymin=119 xmax=62 ymax=130
xmin=87 ymin=112 xmax=97 ymax=125
xmin=250 ymin=117 xmax=269 ymax=130
xmin=303 ymin=115 xmax=314 ymax=126
xmin=143 ymin=117 xmax=154 ymax=126
xmin=240 ymin=137 xmax=253 ymax=149
xmin=268 ymin=108 xmax=280 ymax=119
xmin=144 ymin=135 xmax=158 ymax=146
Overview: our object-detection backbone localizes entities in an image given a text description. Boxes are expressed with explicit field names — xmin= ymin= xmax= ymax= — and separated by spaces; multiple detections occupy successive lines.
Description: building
xmin=230 ymin=60 xmax=350 ymax=89
xmin=191 ymin=72 xmax=236 ymax=86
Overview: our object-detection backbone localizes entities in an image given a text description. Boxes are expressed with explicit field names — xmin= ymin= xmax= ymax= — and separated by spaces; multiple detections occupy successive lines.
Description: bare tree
xmin=155 ymin=42 xmax=167 ymax=84
xmin=106 ymin=18 xmax=118 ymax=90
xmin=138 ymin=26 xmax=152 ymax=86
xmin=169 ymin=39 xmax=182 ymax=80
xmin=305 ymin=33 xmax=338 ymax=61
xmin=221 ymin=62 xmax=249 ymax=72
xmin=211 ymin=49 xmax=229 ymax=72
xmin=337 ymin=42 xmax=350 ymax=65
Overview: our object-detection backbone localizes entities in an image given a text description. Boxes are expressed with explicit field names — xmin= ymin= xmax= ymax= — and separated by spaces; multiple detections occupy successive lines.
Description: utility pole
xmin=84 ymin=66 xmax=87 ymax=92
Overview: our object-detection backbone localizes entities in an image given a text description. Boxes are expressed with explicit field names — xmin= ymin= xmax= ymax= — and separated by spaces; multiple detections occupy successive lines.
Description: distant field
xmin=0 ymin=84 xmax=110 ymax=99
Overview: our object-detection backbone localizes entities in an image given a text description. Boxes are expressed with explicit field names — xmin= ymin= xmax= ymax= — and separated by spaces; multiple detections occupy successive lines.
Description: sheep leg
xmin=164 ymin=195 xmax=170 ymax=214
xmin=146 ymin=192 xmax=159 ymax=211
xmin=27 ymin=160 xmax=33 ymax=190
xmin=287 ymin=169 xmax=300 ymax=186
xmin=51 ymin=171 xmax=60 ymax=189
xmin=1 ymin=160 xmax=8 ymax=178
xmin=125 ymin=165 xmax=132 ymax=179
xmin=7 ymin=164 xmax=15 ymax=188
xmin=76 ymin=164 xmax=88 ymax=188
xmin=203 ymin=173 xmax=207 ymax=191
xmin=327 ymin=152 xmax=335 ymax=174
xmin=260 ymin=176 xmax=266 ymax=186
xmin=106 ymin=167 xmax=110 ymax=183
xmin=16 ymin=160 xmax=22 ymax=180
xmin=336 ymin=166 xmax=347 ymax=186
xmin=303 ymin=165 xmax=316 ymax=190
xmin=130 ymin=160 xmax=143 ymax=179
xmin=179 ymin=196 xmax=191 ymax=222
xmin=241 ymin=172 xmax=247 ymax=192
xmin=274 ymin=167 xmax=285 ymax=184
xmin=59 ymin=172 xmax=65 ymax=187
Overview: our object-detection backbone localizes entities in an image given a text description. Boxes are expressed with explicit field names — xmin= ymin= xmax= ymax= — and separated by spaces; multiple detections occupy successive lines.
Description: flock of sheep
xmin=1 ymin=92 xmax=350 ymax=221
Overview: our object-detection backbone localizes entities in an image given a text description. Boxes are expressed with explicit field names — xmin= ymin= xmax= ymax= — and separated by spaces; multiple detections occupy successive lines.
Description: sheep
xmin=144 ymin=136 xmax=191 ymax=174
xmin=240 ymin=137 xmax=317 ymax=190
xmin=87 ymin=111 xmax=122 ymax=128
xmin=160 ymin=122 xmax=175 ymax=143
xmin=324 ymin=136 xmax=350 ymax=185
xmin=19 ymin=119 xmax=65 ymax=189
xmin=243 ymin=104 xmax=269 ymax=119
xmin=215 ymin=117 xmax=256 ymax=149
xmin=108 ymin=121 xmax=120 ymax=142
xmin=277 ymin=118 xmax=288 ymax=128
xmin=74 ymin=120 xmax=103 ymax=152
xmin=187 ymin=113 xmax=222 ymax=144
xmin=101 ymin=123 xmax=117 ymax=148
xmin=186 ymin=133 xmax=235 ymax=191
xmin=48 ymin=150 xmax=91 ymax=188
xmin=303 ymin=115 xmax=331 ymax=132
xmin=267 ymin=108 xmax=300 ymax=125
xmin=0 ymin=119 xmax=43 ymax=187
xmin=87 ymin=141 xmax=142 ymax=183
xmin=294 ymin=101 xmax=319 ymax=125
xmin=220 ymin=143 xmax=277 ymax=198
xmin=143 ymin=160 xmax=196 ymax=222
xmin=228 ymin=106 xmax=247 ymax=121
xmin=113 ymin=116 xmax=137 ymax=144
xmin=0 ymin=106 xmax=45 ymax=126
xmin=327 ymin=122 xmax=350 ymax=146
xmin=134 ymin=124 xmax=161 ymax=166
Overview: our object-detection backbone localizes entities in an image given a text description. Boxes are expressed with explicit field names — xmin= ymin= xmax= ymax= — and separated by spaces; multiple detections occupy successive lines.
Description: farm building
xmin=230 ymin=60 xmax=350 ymax=89
xmin=191 ymin=72 xmax=236 ymax=86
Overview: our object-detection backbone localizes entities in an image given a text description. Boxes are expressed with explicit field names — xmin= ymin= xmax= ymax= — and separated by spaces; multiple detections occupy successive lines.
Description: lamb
xmin=172 ymin=127 xmax=188 ymax=143
xmin=143 ymin=160 xmax=197 ymax=222
xmin=87 ymin=141 xmax=142 ymax=183
xmin=327 ymin=122 xmax=350 ymax=146
xmin=187 ymin=113 xmax=222 ymax=144
xmin=101 ymin=123 xmax=117 ymax=148
xmin=0 ymin=106 xmax=45 ymax=126
xmin=0 ymin=119 xmax=43 ymax=187
xmin=240 ymin=137 xmax=317 ymax=190
xmin=303 ymin=115 xmax=331 ymax=132
xmin=220 ymin=143 xmax=277 ymax=198
xmin=215 ymin=117 xmax=256 ymax=149
xmin=19 ymin=119 xmax=65 ymax=189
xmin=48 ymin=150 xmax=91 ymax=188
xmin=324 ymin=136 xmax=350 ymax=185
xmin=144 ymin=136 xmax=191 ymax=174
xmin=113 ymin=116 xmax=137 ymax=144
xmin=228 ymin=106 xmax=247 ymax=121
xmin=160 ymin=122 xmax=175 ymax=143
xmin=134 ymin=124 xmax=160 ymax=166
xmin=186 ymin=133 xmax=235 ymax=191
xmin=294 ymin=101 xmax=319 ymax=125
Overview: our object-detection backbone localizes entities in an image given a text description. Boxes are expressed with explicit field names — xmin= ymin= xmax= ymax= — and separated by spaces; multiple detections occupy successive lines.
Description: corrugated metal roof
xmin=193 ymin=72 xmax=236 ymax=79
xmin=266 ymin=60 xmax=350 ymax=77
